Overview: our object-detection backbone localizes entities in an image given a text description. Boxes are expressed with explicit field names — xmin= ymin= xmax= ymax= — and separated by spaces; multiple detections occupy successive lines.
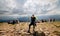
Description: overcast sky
xmin=0 ymin=0 xmax=60 ymax=16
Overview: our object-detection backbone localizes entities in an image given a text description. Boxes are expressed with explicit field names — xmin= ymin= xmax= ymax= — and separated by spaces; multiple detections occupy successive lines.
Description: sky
xmin=0 ymin=0 xmax=60 ymax=16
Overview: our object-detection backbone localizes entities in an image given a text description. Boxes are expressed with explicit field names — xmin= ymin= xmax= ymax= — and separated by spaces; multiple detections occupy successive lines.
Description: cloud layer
xmin=0 ymin=0 xmax=60 ymax=16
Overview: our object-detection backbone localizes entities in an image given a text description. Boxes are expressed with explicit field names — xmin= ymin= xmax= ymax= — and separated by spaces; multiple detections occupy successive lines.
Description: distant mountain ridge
xmin=0 ymin=15 xmax=60 ymax=22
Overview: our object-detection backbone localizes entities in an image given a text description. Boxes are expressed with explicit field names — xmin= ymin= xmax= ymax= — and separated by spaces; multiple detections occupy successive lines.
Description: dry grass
xmin=0 ymin=21 xmax=60 ymax=36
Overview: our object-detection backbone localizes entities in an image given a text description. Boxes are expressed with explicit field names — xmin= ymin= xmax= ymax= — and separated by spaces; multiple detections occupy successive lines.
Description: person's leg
xmin=28 ymin=24 xmax=31 ymax=33
xmin=33 ymin=24 xmax=36 ymax=32
xmin=33 ymin=25 xmax=35 ymax=32
xmin=29 ymin=24 xmax=31 ymax=31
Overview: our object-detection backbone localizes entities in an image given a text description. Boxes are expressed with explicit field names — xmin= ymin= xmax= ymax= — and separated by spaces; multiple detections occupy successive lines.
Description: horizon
xmin=0 ymin=15 xmax=60 ymax=22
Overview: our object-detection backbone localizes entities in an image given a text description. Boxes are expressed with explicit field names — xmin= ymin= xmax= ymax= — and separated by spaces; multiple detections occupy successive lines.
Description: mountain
xmin=0 ymin=15 xmax=60 ymax=22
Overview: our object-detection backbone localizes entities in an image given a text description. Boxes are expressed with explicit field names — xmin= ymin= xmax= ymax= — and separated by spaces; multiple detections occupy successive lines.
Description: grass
xmin=54 ymin=25 xmax=60 ymax=28
xmin=53 ymin=31 xmax=60 ymax=36
xmin=0 ymin=21 xmax=60 ymax=36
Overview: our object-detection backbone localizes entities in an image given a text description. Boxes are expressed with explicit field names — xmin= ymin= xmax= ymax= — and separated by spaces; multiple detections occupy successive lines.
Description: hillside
xmin=0 ymin=21 xmax=60 ymax=36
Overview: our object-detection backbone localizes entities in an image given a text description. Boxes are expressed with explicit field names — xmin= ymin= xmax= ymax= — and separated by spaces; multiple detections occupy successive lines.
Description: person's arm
xmin=35 ymin=17 xmax=40 ymax=23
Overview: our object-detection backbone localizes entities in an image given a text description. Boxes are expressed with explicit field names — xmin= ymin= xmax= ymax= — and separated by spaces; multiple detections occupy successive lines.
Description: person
xmin=28 ymin=14 xmax=36 ymax=33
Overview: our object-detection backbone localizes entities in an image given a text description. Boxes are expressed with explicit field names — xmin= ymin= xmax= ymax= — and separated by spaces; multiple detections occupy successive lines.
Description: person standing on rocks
xmin=28 ymin=14 xmax=36 ymax=33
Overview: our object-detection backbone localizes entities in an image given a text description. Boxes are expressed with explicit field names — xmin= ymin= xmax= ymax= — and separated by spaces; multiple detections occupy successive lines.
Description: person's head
xmin=32 ymin=14 xmax=35 ymax=17
xmin=32 ymin=14 xmax=34 ymax=17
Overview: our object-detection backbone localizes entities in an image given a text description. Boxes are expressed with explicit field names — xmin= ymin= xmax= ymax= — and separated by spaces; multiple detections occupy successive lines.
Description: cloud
xmin=23 ymin=0 xmax=59 ymax=15
xmin=0 ymin=0 xmax=27 ymax=15
xmin=0 ymin=0 xmax=17 ymax=15
xmin=0 ymin=0 xmax=60 ymax=16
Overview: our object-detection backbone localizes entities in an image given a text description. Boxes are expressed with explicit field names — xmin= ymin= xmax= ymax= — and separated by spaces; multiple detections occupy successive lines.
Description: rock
xmin=33 ymin=31 xmax=45 ymax=36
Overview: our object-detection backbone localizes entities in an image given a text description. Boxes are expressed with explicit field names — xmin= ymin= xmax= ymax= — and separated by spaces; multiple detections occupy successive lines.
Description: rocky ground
xmin=0 ymin=22 xmax=60 ymax=36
